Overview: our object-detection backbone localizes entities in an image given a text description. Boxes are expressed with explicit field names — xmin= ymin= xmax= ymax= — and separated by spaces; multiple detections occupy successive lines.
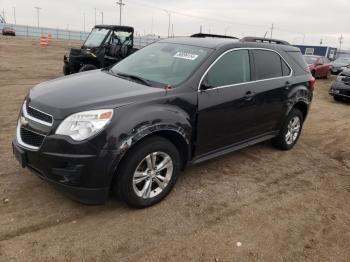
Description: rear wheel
xmin=79 ymin=64 xmax=98 ymax=72
xmin=113 ymin=136 xmax=181 ymax=208
xmin=272 ymin=108 xmax=304 ymax=150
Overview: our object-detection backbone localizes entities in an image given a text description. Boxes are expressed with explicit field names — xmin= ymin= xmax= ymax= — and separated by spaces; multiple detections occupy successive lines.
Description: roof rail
xmin=190 ymin=33 xmax=238 ymax=40
xmin=240 ymin=36 xmax=290 ymax=45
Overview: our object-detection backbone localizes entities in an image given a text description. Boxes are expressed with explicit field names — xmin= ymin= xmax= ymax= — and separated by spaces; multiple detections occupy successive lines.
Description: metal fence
xmin=0 ymin=23 xmax=162 ymax=48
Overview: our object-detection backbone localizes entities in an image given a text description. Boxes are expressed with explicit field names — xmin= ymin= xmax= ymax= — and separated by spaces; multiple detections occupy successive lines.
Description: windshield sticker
xmin=173 ymin=52 xmax=199 ymax=60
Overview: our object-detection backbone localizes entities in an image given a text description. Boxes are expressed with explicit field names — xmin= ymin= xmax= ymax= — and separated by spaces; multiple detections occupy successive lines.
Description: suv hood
xmin=27 ymin=70 xmax=165 ymax=119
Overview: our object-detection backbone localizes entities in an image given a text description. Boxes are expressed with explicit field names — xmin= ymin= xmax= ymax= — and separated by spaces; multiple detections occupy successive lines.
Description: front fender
xmin=100 ymin=102 xmax=193 ymax=175
xmin=114 ymin=103 xmax=192 ymax=150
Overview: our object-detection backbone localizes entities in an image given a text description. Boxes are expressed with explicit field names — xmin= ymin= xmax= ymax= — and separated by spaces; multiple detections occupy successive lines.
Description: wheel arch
xmin=110 ymin=127 xmax=191 ymax=188
xmin=293 ymin=101 xmax=308 ymax=120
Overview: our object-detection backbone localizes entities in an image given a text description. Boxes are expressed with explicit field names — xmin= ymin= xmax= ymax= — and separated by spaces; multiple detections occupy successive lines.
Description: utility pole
xmin=270 ymin=23 xmax=274 ymax=39
xmin=13 ymin=7 xmax=16 ymax=24
xmin=101 ymin=11 xmax=104 ymax=24
xmin=94 ymin=8 xmax=96 ymax=25
xmin=163 ymin=9 xmax=170 ymax=38
xmin=171 ymin=23 xmax=174 ymax=37
xmin=200 ymin=25 xmax=202 ymax=33
xmin=34 ymin=7 xmax=41 ymax=28
xmin=83 ymin=12 xmax=86 ymax=32
xmin=339 ymin=34 xmax=343 ymax=51
xmin=116 ymin=0 xmax=125 ymax=26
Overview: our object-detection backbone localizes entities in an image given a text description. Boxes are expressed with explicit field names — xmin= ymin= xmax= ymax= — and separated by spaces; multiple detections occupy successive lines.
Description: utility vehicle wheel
xmin=63 ymin=65 xmax=70 ymax=75
xmin=272 ymin=108 xmax=304 ymax=150
xmin=114 ymin=136 xmax=181 ymax=208
xmin=333 ymin=95 xmax=342 ymax=102
xmin=79 ymin=64 xmax=97 ymax=72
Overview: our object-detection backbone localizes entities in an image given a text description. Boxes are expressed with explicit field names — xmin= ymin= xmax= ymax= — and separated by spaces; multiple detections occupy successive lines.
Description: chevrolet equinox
xmin=13 ymin=36 xmax=314 ymax=207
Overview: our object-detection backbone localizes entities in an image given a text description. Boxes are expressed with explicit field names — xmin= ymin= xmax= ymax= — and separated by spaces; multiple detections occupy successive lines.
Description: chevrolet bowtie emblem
xmin=20 ymin=116 xmax=29 ymax=126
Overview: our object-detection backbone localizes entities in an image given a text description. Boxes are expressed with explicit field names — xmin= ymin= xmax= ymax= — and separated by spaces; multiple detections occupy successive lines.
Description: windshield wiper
xmin=115 ymin=72 xmax=152 ymax=86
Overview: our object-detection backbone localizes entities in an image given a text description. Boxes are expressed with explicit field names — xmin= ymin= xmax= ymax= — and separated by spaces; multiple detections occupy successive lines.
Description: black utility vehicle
xmin=63 ymin=25 xmax=137 ymax=75
xmin=329 ymin=67 xmax=350 ymax=101
xmin=13 ymin=35 xmax=314 ymax=207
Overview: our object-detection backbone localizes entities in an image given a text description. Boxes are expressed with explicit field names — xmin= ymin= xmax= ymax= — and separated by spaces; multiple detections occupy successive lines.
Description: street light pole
xmin=270 ymin=23 xmax=274 ymax=39
xmin=13 ymin=7 xmax=16 ymax=24
xmin=94 ymin=8 xmax=96 ymax=25
xmin=34 ymin=7 xmax=41 ymax=28
xmin=101 ymin=11 xmax=104 ymax=24
xmin=163 ymin=9 xmax=171 ymax=38
xmin=116 ymin=0 xmax=125 ymax=26
xmin=83 ymin=12 xmax=86 ymax=32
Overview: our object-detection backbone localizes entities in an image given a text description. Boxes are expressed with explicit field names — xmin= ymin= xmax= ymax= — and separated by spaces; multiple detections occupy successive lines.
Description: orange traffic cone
xmin=40 ymin=35 xmax=48 ymax=47
xmin=47 ymin=34 xmax=52 ymax=44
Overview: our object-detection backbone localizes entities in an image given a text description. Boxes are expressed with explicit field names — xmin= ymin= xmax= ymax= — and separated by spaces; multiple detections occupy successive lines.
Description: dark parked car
xmin=331 ymin=56 xmax=350 ymax=74
xmin=329 ymin=67 xmax=350 ymax=101
xmin=303 ymin=55 xmax=332 ymax=78
xmin=12 ymin=36 xmax=314 ymax=207
xmin=2 ymin=26 xmax=15 ymax=36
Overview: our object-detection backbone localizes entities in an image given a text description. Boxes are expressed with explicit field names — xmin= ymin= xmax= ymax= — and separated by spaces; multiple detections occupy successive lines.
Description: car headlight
xmin=56 ymin=109 xmax=113 ymax=141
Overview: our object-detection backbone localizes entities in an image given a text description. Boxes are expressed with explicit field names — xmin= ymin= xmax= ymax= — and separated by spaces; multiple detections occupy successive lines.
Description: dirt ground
xmin=0 ymin=36 xmax=349 ymax=262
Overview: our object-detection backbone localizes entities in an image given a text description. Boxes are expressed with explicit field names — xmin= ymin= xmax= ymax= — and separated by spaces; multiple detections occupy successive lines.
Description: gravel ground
xmin=0 ymin=36 xmax=349 ymax=262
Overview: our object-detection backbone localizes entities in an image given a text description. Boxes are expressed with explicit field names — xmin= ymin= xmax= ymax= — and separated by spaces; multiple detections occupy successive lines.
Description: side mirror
xmin=200 ymin=81 xmax=212 ymax=90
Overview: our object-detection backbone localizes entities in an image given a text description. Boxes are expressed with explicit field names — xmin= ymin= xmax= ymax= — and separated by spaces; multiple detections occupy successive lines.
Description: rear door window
xmin=253 ymin=50 xmax=288 ymax=80
xmin=206 ymin=50 xmax=251 ymax=88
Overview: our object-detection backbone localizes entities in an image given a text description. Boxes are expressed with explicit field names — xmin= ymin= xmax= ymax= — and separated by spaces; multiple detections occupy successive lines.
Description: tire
xmin=113 ymin=136 xmax=181 ymax=208
xmin=334 ymin=96 xmax=342 ymax=102
xmin=272 ymin=108 xmax=304 ymax=150
xmin=79 ymin=64 xmax=98 ymax=72
xmin=325 ymin=70 xmax=331 ymax=79
xmin=63 ymin=64 xmax=70 ymax=75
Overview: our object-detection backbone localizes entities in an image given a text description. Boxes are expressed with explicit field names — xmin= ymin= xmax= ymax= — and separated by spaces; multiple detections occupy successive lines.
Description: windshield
xmin=111 ymin=42 xmax=211 ymax=86
xmin=304 ymin=56 xmax=318 ymax=64
xmin=83 ymin=28 xmax=109 ymax=48
xmin=335 ymin=57 xmax=350 ymax=64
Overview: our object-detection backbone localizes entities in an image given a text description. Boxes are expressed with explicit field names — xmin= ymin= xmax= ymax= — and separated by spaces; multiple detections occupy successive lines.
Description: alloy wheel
xmin=132 ymin=151 xmax=173 ymax=199
xmin=285 ymin=116 xmax=301 ymax=145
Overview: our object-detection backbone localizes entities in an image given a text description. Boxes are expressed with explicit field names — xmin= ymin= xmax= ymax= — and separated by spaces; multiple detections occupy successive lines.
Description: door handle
xmin=243 ymin=91 xmax=256 ymax=101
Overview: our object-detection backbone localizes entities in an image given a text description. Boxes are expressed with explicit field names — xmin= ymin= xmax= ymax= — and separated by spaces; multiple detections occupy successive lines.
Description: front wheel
xmin=272 ymin=109 xmax=304 ymax=150
xmin=334 ymin=95 xmax=343 ymax=102
xmin=113 ymin=136 xmax=181 ymax=208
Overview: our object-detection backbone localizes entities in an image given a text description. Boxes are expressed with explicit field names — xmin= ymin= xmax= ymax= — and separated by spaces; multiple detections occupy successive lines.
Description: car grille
xmin=20 ymin=127 xmax=45 ymax=148
xmin=26 ymin=104 xmax=53 ymax=124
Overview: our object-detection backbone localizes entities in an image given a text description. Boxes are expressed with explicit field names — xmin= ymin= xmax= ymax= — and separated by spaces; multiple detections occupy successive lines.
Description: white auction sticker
xmin=173 ymin=52 xmax=199 ymax=60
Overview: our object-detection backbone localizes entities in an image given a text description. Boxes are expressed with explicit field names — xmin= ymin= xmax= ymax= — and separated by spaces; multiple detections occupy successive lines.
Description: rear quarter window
xmin=252 ymin=50 xmax=288 ymax=80
xmin=286 ymin=51 xmax=310 ymax=74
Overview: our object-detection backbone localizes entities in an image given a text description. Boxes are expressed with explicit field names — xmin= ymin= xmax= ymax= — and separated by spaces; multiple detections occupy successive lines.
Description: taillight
xmin=309 ymin=77 xmax=315 ymax=92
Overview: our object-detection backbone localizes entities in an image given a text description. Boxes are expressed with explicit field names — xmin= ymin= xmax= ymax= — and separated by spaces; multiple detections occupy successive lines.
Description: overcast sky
xmin=1 ymin=0 xmax=349 ymax=49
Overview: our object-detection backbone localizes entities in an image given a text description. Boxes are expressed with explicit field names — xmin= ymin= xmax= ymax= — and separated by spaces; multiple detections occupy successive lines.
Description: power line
xmin=127 ymin=0 xmax=305 ymax=38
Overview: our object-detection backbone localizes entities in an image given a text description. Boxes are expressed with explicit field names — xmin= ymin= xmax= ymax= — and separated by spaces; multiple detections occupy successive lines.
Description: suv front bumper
xmin=12 ymin=137 xmax=120 ymax=205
